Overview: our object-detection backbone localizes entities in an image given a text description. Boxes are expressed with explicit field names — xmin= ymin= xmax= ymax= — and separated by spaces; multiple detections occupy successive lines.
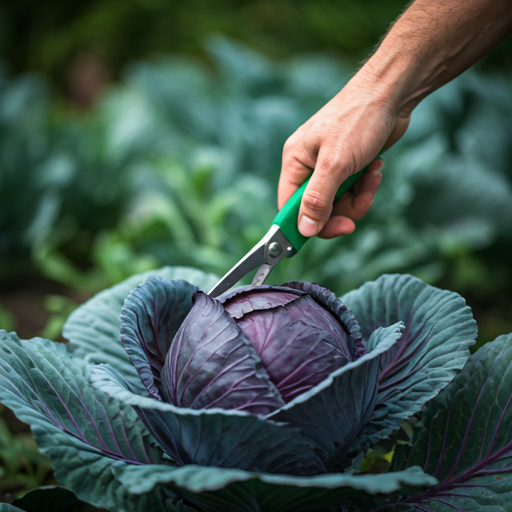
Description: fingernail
xmin=298 ymin=215 xmax=318 ymax=237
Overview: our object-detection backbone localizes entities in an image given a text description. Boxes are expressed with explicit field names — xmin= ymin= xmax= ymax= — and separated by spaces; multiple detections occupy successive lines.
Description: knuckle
xmin=336 ymin=152 xmax=358 ymax=177
xmin=318 ymin=147 xmax=357 ymax=177
xmin=347 ymin=151 xmax=358 ymax=175
xmin=283 ymin=135 xmax=298 ymax=155
xmin=318 ymin=149 xmax=341 ymax=172
xmin=302 ymin=191 xmax=330 ymax=214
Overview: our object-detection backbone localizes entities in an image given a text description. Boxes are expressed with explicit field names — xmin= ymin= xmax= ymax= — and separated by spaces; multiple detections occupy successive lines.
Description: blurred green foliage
xmin=2 ymin=0 xmax=407 ymax=79
xmin=3 ymin=0 xmax=511 ymax=87
xmin=0 ymin=304 xmax=14 ymax=333
xmin=39 ymin=295 xmax=79 ymax=341
xmin=2 ymin=37 xmax=512 ymax=318
xmin=0 ymin=406 xmax=55 ymax=501
xmin=0 ymin=63 xmax=140 ymax=284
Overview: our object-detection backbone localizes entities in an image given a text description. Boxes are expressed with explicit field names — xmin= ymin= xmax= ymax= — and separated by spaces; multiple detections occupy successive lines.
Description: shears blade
xmin=208 ymin=225 xmax=295 ymax=298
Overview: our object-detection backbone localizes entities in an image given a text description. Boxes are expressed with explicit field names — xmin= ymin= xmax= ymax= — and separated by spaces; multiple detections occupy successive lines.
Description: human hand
xmin=279 ymin=0 xmax=512 ymax=240
xmin=278 ymin=71 xmax=410 ymax=239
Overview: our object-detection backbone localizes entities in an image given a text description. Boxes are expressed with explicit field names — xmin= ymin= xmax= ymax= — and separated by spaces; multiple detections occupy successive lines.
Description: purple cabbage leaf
xmin=160 ymin=290 xmax=285 ymax=414
xmin=268 ymin=322 xmax=404 ymax=470
xmin=63 ymin=266 xmax=219 ymax=391
xmin=120 ymin=277 xmax=200 ymax=400
xmin=10 ymin=485 xmax=103 ymax=512
xmin=111 ymin=463 xmax=436 ymax=512
xmin=91 ymin=363 xmax=326 ymax=475
xmin=219 ymin=282 xmax=363 ymax=402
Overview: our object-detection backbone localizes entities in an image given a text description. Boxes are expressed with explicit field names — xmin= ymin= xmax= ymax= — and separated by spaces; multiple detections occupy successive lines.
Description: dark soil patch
xmin=0 ymin=278 xmax=89 ymax=340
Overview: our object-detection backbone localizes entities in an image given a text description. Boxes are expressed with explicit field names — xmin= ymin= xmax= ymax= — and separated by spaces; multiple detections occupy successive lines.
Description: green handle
xmin=272 ymin=157 xmax=381 ymax=253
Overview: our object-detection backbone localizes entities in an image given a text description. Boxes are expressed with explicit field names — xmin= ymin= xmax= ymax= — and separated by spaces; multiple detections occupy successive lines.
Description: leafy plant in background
xmin=3 ymin=0 xmax=511 ymax=84
xmin=35 ymin=38 xmax=512 ymax=300
xmin=2 ymin=37 xmax=512 ymax=307
xmin=0 ymin=406 xmax=54 ymax=502
xmin=0 ymin=66 xmax=64 ymax=278
xmin=3 ymin=266 xmax=512 ymax=512
xmin=0 ymin=0 xmax=411 ymax=79
xmin=0 ymin=64 xmax=138 ymax=284
xmin=111 ymin=42 xmax=512 ymax=347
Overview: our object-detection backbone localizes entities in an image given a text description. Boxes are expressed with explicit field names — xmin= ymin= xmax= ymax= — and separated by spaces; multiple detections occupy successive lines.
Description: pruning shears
xmin=208 ymin=159 xmax=380 ymax=298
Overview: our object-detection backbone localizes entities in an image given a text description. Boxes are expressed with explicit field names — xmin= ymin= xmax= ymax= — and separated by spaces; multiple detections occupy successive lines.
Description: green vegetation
xmin=0 ymin=406 xmax=55 ymax=501
xmin=2 ymin=0 xmax=408 ymax=79
xmin=2 ymin=39 xmax=511 ymax=338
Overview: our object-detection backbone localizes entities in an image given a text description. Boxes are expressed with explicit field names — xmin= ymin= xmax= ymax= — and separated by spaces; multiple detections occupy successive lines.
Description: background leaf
xmin=0 ymin=403 xmax=54 ymax=501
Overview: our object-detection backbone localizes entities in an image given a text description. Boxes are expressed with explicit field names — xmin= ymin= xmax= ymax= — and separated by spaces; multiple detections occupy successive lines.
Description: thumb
xmin=297 ymin=149 xmax=353 ymax=237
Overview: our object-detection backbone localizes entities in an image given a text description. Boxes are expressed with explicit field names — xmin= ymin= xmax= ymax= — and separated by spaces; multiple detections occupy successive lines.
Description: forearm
xmin=362 ymin=0 xmax=512 ymax=116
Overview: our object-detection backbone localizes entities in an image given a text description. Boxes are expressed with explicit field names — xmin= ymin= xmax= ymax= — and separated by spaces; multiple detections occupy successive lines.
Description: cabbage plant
xmin=1 ymin=267 xmax=512 ymax=512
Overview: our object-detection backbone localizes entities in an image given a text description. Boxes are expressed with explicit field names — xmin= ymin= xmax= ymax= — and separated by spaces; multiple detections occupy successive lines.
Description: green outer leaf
xmin=268 ymin=323 xmax=404 ymax=469
xmin=113 ymin=463 xmax=437 ymax=512
xmin=91 ymin=364 xmax=326 ymax=474
xmin=0 ymin=331 xmax=167 ymax=512
xmin=386 ymin=334 xmax=512 ymax=512
xmin=63 ymin=267 xmax=218 ymax=389
xmin=342 ymin=274 xmax=476 ymax=448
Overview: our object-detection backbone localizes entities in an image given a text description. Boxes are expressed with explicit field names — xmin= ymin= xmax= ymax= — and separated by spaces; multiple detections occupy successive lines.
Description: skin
xmin=278 ymin=0 xmax=512 ymax=239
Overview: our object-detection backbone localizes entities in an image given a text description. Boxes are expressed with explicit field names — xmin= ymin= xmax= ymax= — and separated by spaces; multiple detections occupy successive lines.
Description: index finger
xmin=278 ymin=139 xmax=317 ymax=209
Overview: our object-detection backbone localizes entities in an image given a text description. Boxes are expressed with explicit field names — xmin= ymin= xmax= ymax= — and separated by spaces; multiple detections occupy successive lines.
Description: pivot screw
xmin=268 ymin=242 xmax=282 ymax=258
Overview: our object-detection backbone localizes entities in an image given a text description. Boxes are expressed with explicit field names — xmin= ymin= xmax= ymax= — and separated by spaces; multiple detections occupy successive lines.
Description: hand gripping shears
xmin=208 ymin=159 xmax=380 ymax=298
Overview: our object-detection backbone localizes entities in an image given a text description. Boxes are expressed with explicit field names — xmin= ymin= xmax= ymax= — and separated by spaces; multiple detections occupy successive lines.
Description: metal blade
xmin=208 ymin=225 xmax=296 ymax=298
xmin=251 ymin=264 xmax=274 ymax=287
xmin=208 ymin=242 xmax=266 ymax=298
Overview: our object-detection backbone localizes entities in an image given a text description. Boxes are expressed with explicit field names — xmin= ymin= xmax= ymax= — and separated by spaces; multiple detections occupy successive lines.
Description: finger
xmin=278 ymin=137 xmax=317 ymax=209
xmin=317 ymin=166 xmax=382 ymax=239
xmin=317 ymin=216 xmax=356 ymax=239
xmin=332 ymin=167 xmax=382 ymax=221
xmin=354 ymin=158 xmax=383 ymax=193
xmin=297 ymin=147 xmax=355 ymax=237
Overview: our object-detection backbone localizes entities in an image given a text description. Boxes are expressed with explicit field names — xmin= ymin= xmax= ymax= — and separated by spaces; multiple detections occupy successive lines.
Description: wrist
xmin=359 ymin=41 xmax=430 ymax=119
xmin=358 ymin=0 xmax=512 ymax=118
